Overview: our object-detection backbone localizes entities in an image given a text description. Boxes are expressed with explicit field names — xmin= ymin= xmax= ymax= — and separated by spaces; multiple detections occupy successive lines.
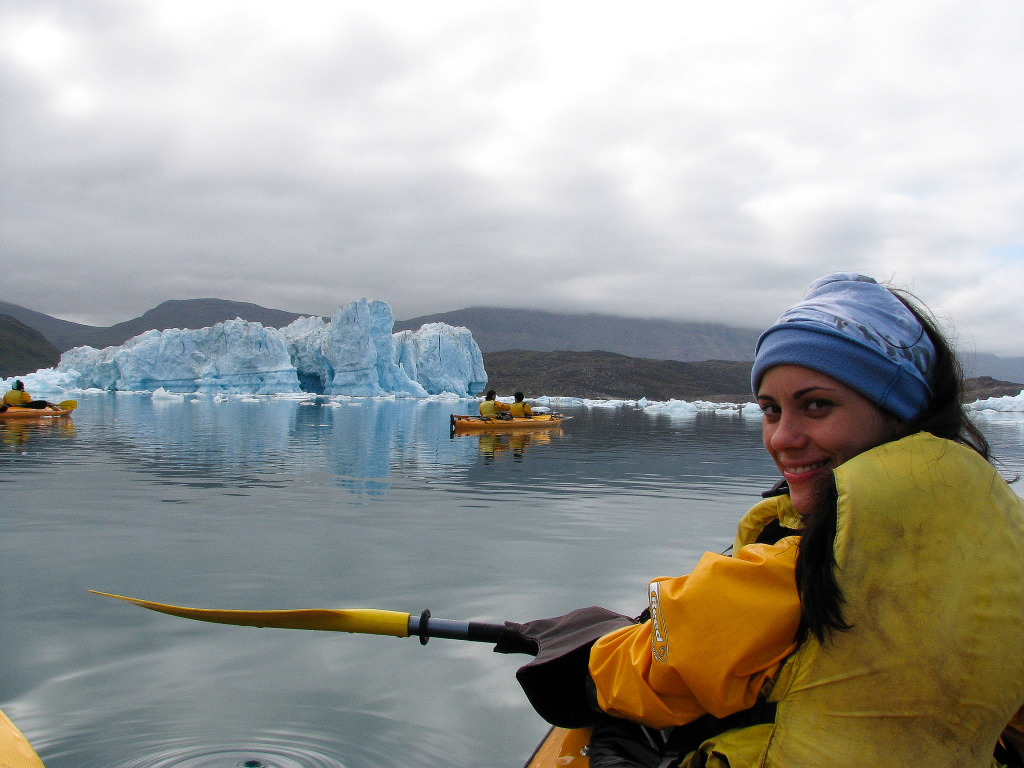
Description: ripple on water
xmin=114 ymin=745 xmax=346 ymax=768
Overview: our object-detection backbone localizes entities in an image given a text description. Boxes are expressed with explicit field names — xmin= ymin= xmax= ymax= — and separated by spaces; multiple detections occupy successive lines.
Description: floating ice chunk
xmin=1 ymin=369 xmax=81 ymax=394
xmin=644 ymin=399 xmax=699 ymax=418
xmin=152 ymin=387 xmax=185 ymax=401
xmin=740 ymin=402 xmax=763 ymax=418
xmin=967 ymin=391 xmax=1024 ymax=412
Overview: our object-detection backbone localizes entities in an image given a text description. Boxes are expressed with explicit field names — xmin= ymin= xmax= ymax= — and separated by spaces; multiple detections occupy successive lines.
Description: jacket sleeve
xmin=588 ymin=539 xmax=801 ymax=730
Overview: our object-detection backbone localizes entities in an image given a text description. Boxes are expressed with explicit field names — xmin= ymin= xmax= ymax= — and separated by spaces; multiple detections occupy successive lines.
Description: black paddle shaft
xmin=408 ymin=609 xmax=507 ymax=645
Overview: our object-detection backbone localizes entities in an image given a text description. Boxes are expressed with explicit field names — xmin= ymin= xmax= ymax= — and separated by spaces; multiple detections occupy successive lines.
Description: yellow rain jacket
xmin=2 ymin=388 xmax=32 ymax=406
xmin=510 ymin=401 xmax=533 ymax=417
xmin=590 ymin=433 xmax=1024 ymax=767
xmin=479 ymin=398 xmax=511 ymax=418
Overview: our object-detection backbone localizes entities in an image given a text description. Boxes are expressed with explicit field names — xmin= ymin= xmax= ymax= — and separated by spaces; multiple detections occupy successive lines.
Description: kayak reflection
xmin=472 ymin=428 xmax=564 ymax=462
xmin=0 ymin=416 xmax=76 ymax=448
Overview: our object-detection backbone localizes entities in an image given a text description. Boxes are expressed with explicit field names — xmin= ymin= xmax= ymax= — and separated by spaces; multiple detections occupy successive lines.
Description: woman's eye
xmin=760 ymin=404 xmax=780 ymax=419
xmin=806 ymin=399 xmax=834 ymax=413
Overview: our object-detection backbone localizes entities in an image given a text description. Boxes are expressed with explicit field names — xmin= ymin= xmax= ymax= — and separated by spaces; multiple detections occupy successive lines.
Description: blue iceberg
xmin=22 ymin=299 xmax=488 ymax=397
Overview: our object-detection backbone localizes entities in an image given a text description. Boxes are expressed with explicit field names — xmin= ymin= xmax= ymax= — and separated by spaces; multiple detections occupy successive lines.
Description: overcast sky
xmin=2 ymin=1 xmax=1023 ymax=354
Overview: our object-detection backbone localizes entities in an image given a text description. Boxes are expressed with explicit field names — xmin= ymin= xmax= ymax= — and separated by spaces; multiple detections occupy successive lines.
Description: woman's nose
xmin=769 ymin=413 xmax=807 ymax=452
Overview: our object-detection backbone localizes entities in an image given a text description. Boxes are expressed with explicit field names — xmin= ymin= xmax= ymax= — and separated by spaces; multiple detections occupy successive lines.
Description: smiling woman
xmin=756 ymin=365 xmax=903 ymax=516
xmin=502 ymin=273 xmax=1024 ymax=768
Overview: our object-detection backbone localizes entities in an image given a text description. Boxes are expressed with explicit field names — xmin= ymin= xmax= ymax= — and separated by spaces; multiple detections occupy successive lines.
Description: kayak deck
xmin=450 ymin=414 xmax=565 ymax=433
xmin=0 ymin=708 xmax=45 ymax=768
xmin=0 ymin=406 xmax=73 ymax=420
xmin=523 ymin=727 xmax=591 ymax=768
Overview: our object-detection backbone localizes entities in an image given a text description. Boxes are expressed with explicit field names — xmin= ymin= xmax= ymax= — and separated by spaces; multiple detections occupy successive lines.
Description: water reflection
xmin=0 ymin=417 xmax=77 ymax=450
xmin=466 ymin=429 xmax=563 ymax=463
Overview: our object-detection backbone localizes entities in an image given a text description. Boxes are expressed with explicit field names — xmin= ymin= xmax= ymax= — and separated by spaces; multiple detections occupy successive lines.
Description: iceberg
xmin=967 ymin=391 xmax=1024 ymax=412
xmin=323 ymin=299 xmax=426 ymax=397
xmin=23 ymin=298 xmax=488 ymax=398
xmin=392 ymin=322 xmax=487 ymax=398
xmin=279 ymin=299 xmax=486 ymax=398
xmin=58 ymin=318 xmax=301 ymax=394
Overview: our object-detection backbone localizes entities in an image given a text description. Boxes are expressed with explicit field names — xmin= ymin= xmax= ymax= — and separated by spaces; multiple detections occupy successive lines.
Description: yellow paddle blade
xmin=90 ymin=591 xmax=412 ymax=637
xmin=58 ymin=400 xmax=78 ymax=411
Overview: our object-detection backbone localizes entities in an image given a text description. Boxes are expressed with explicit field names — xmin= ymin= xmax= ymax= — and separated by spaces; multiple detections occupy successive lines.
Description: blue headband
xmin=751 ymin=273 xmax=935 ymax=420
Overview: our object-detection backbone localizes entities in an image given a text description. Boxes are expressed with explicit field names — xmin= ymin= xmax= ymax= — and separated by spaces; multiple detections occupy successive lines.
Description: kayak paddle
xmin=58 ymin=400 xmax=78 ymax=411
xmin=90 ymin=591 xmax=507 ymax=644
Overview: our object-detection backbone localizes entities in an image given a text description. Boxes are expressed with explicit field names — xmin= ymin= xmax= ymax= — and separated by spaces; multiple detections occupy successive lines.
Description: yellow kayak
xmin=0 ymin=404 xmax=74 ymax=421
xmin=523 ymin=727 xmax=590 ymax=768
xmin=450 ymin=413 xmax=565 ymax=433
xmin=0 ymin=708 xmax=45 ymax=768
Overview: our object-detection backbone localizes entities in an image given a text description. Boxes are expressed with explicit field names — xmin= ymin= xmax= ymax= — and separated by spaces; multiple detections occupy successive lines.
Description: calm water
xmin=2 ymin=394 xmax=1022 ymax=768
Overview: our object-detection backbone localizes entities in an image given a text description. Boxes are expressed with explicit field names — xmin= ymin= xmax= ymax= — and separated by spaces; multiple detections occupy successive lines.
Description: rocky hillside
xmin=483 ymin=350 xmax=755 ymax=402
xmin=483 ymin=350 xmax=1023 ymax=403
xmin=0 ymin=314 xmax=61 ymax=377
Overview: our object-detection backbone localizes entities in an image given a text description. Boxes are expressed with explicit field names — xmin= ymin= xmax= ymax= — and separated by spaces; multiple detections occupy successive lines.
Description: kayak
xmin=450 ymin=414 xmax=565 ymax=433
xmin=0 ymin=406 xmax=73 ymax=421
xmin=0 ymin=708 xmax=45 ymax=768
xmin=523 ymin=727 xmax=591 ymax=768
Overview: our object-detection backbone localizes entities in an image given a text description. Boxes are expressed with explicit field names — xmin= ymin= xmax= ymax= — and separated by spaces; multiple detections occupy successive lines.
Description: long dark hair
xmin=795 ymin=288 xmax=989 ymax=644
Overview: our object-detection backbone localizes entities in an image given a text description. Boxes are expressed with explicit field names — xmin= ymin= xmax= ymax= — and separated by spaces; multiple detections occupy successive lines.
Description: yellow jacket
xmin=3 ymin=389 xmax=32 ymax=406
xmin=510 ymin=401 xmax=533 ymax=417
xmin=479 ymin=399 xmax=511 ymax=418
xmin=591 ymin=433 xmax=1024 ymax=767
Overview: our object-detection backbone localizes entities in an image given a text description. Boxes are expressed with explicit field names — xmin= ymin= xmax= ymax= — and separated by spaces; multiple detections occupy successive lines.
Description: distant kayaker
xmin=509 ymin=391 xmax=533 ymax=418
xmin=2 ymin=380 xmax=32 ymax=407
xmin=1 ymin=380 xmax=48 ymax=409
xmin=499 ymin=273 xmax=1024 ymax=768
xmin=478 ymin=389 xmax=512 ymax=419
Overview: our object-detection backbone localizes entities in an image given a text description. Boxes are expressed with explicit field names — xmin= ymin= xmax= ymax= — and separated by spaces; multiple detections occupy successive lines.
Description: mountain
xmin=961 ymin=352 xmax=1024 ymax=384
xmin=394 ymin=307 xmax=761 ymax=361
xmin=0 ymin=299 xmax=316 ymax=352
xmin=0 ymin=314 xmax=61 ymax=377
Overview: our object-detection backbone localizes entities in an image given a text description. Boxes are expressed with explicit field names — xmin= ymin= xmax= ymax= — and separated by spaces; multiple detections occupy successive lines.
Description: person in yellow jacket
xmin=509 ymin=391 xmax=533 ymax=418
xmin=2 ymin=380 xmax=33 ymax=406
xmin=502 ymin=274 xmax=1024 ymax=768
xmin=478 ymin=389 xmax=512 ymax=419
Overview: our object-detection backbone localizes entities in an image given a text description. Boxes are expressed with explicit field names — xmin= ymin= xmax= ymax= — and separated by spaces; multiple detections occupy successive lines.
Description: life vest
xmin=510 ymin=401 xmax=532 ymax=417
xmin=683 ymin=432 xmax=1024 ymax=768
xmin=2 ymin=389 xmax=31 ymax=406
xmin=479 ymin=399 xmax=510 ymax=418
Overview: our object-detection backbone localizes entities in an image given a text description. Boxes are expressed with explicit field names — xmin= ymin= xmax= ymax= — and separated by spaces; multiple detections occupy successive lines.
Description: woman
xmin=507 ymin=274 xmax=1024 ymax=767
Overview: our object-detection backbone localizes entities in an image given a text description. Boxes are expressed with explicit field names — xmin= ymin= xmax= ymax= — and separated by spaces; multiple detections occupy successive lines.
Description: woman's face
xmin=757 ymin=365 xmax=903 ymax=516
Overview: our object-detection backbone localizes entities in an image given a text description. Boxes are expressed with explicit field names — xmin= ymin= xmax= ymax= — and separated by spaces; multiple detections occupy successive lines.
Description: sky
xmin=2 ymin=1 xmax=1024 ymax=355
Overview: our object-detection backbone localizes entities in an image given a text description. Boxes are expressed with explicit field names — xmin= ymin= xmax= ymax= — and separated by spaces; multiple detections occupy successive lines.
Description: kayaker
xmin=499 ymin=273 xmax=1024 ymax=768
xmin=1 ymin=380 xmax=48 ymax=409
xmin=478 ymin=389 xmax=512 ymax=419
xmin=2 ymin=380 xmax=32 ymax=406
xmin=509 ymin=391 xmax=533 ymax=418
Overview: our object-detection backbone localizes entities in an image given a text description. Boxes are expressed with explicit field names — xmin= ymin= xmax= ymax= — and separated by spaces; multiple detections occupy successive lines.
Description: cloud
xmin=2 ymin=0 xmax=1023 ymax=354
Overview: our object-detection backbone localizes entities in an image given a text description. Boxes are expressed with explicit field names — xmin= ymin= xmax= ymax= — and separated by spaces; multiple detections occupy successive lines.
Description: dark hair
xmin=514 ymin=391 xmax=524 ymax=402
xmin=892 ymin=290 xmax=989 ymax=459
xmin=485 ymin=390 xmax=496 ymax=400
xmin=795 ymin=287 xmax=989 ymax=644
xmin=14 ymin=380 xmax=24 ymax=390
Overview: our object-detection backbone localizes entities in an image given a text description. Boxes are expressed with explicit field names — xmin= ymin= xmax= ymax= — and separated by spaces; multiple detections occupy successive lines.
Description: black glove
xmin=494 ymin=606 xmax=635 ymax=728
